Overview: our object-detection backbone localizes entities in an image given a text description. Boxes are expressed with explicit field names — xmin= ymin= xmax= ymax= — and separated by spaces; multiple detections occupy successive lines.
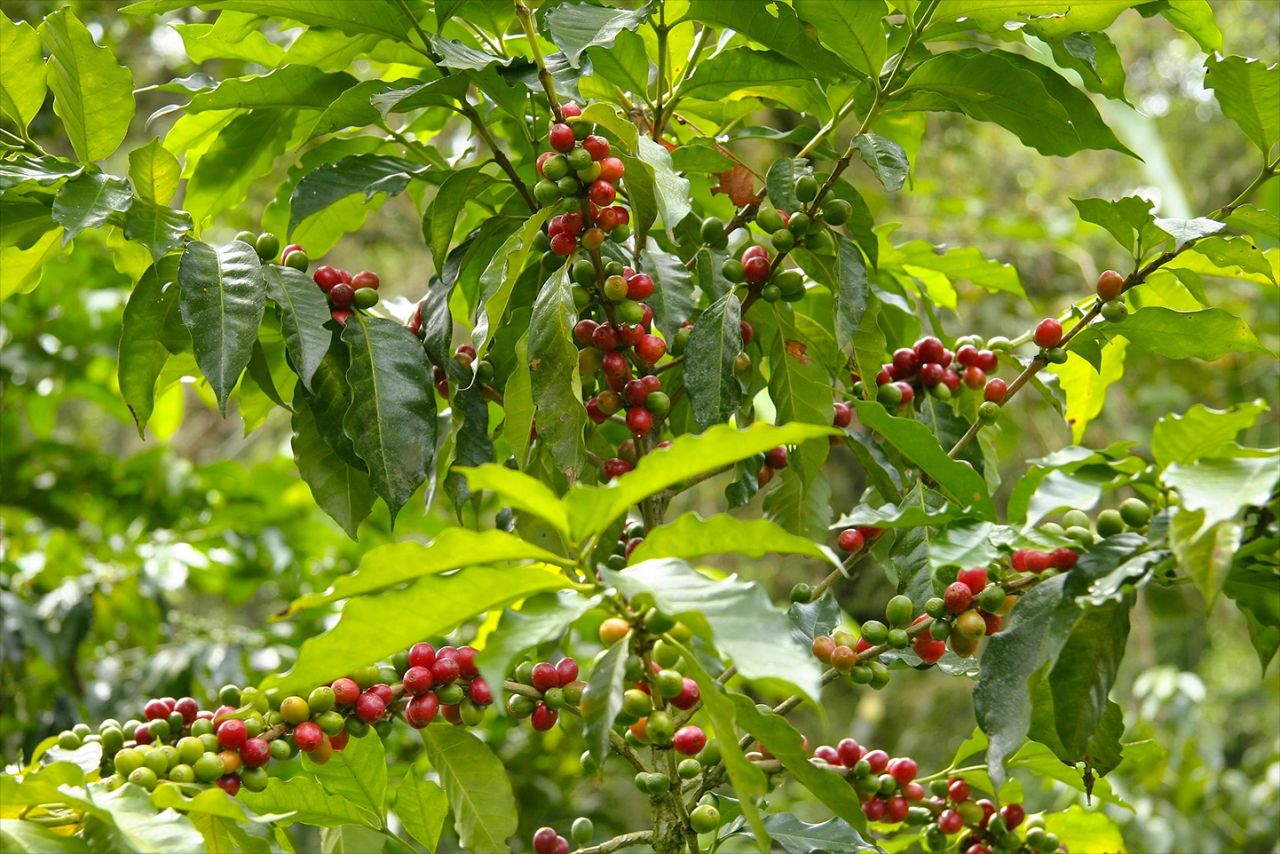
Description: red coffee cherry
xmin=328 ymin=283 xmax=355 ymax=310
xmin=402 ymin=666 xmax=434 ymax=695
xmin=368 ymin=683 xmax=395 ymax=705
xmin=1096 ymin=269 xmax=1125 ymax=300
xmin=330 ymin=678 xmax=361 ymax=710
xmin=560 ymin=102 xmax=582 ymax=118
xmin=555 ymin=658 xmax=579 ymax=686
xmin=531 ymin=662 xmax=559 ymax=692
xmin=765 ymin=446 xmax=789 ymax=469
xmin=919 ymin=363 xmax=945 ymax=386
xmin=626 ymin=273 xmax=654 ymax=300
xmin=583 ymin=135 xmax=610 ymax=160
xmin=548 ymin=123 xmax=575 ymax=152
xmin=1050 ymin=547 xmax=1078 ymax=569
xmin=670 ymin=677 xmax=700 ymax=710
xmin=833 ymin=402 xmax=853 ymax=428
xmin=895 ymin=382 xmax=915 ymax=405
xmin=974 ymin=349 xmax=998 ymax=372
xmin=939 ymin=809 xmax=964 ymax=834
xmin=1034 ymin=317 xmax=1063 ymax=348
xmin=533 ymin=827 xmax=560 ymax=854
xmin=144 ymin=699 xmax=169 ymax=721
xmin=1000 ymin=802 xmax=1025 ymax=829
xmin=313 ymin=265 xmax=343 ymax=291
xmin=174 ymin=697 xmax=199 ymax=724
xmin=914 ymin=336 xmax=946 ymax=364
xmin=963 ymin=366 xmax=986 ymax=389
xmin=948 ymin=777 xmax=971 ymax=802
xmin=743 ymin=256 xmax=771 ymax=284
xmin=351 ymin=271 xmax=379 ymax=290
xmin=945 ymin=581 xmax=974 ymax=613
xmin=549 ymin=232 xmax=577 ymax=255
xmin=355 ymin=692 xmax=386 ymax=723
xmin=406 ymin=693 xmax=440 ymax=728
xmin=432 ymin=656 xmax=461 ymax=684
xmin=626 ymin=407 xmax=653 ymax=436
xmin=875 ymin=365 xmax=893 ymax=385
xmin=863 ymin=797 xmax=887 ymax=821
xmin=599 ymin=157 xmax=625 ymax=182
xmin=455 ymin=646 xmax=479 ymax=678
xmin=886 ymin=795 xmax=910 ymax=823
xmin=330 ymin=731 xmax=350 ymax=751
xmin=217 ymin=719 xmax=247 ymax=750
xmin=240 ymin=738 xmax=270 ymax=768
xmin=602 ymin=458 xmax=633 ymax=480
xmin=957 ymin=567 xmax=988 ymax=594
xmin=813 ymin=745 xmax=841 ymax=765
xmin=469 ymin=678 xmax=494 ymax=705
xmin=216 ymin=774 xmax=241 ymax=796
xmin=531 ymin=704 xmax=558 ymax=731
xmin=589 ymin=180 xmax=617 ymax=207
xmin=891 ymin=347 xmax=918 ymax=378
xmin=913 ymin=634 xmax=947 ymax=664
xmin=294 ymin=721 xmax=324 ymax=752
xmin=635 ymin=334 xmax=666 ymax=365
xmin=983 ymin=378 xmax=1007 ymax=403
xmin=672 ymin=725 xmax=707 ymax=755
xmin=864 ymin=749 xmax=890 ymax=774
xmin=888 ymin=756 xmax=918 ymax=785
xmin=837 ymin=528 xmax=865 ymax=553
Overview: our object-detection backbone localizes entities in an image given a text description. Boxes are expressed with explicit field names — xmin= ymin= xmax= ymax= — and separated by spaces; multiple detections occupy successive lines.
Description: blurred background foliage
xmin=1 ymin=2 xmax=1276 ymax=852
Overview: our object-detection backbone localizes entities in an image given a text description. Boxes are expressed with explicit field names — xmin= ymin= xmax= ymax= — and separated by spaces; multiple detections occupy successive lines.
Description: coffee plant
xmin=1 ymin=1 xmax=1277 ymax=852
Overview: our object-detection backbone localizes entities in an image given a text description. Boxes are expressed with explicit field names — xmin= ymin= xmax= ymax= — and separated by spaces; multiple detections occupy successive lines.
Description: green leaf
xmin=178 ymin=240 xmax=266 ymax=415
xmin=637 ymin=246 xmax=694 ymax=343
xmin=583 ymin=30 xmax=649 ymax=102
xmin=1043 ymin=806 xmax=1127 ymax=854
xmin=1153 ymin=215 xmax=1226 ymax=247
xmin=1169 ymin=510 xmax=1242 ymax=606
xmin=422 ymin=727 xmax=518 ymax=854
xmin=832 ymin=499 xmax=966 ymax=530
xmin=472 ymin=210 xmax=552 ymax=355
xmin=1042 ymin=32 xmax=1128 ymax=102
xmin=270 ymin=563 xmax=570 ymax=694
xmin=128 ymin=138 xmax=181 ymax=205
xmin=891 ymin=239 xmax=1025 ymax=299
xmin=853 ymin=400 xmax=994 ymax=517
xmin=457 ymin=464 xmax=571 ymax=536
xmin=1204 ymin=54 xmax=1279 ymax=156
xmin=1225 ymin=204 xmax=1280 ymax=243
xmin=1006 ymin=443 xmax=1132 ymax=524
xmin=928 ymin=1 xmax=1136 ymax=35
xmin=51 ymin=170 xmax=133 ymax=244
xmin=123 ymin=199 xmax=193 ymax=261
xmin=263 ymin=265 xmax=330 ymax=391
xmin=974 ymin=536 xmax=1148 ymax=786
xmin=320 ymin=825 xmax=383 ymax=854
xmin=121 ymin=0 xmax=411 ymax=39
xmin=764 ymin=157 xmax=811 ymax=214
xmin=565 ymin=421 xmax=837 ymax=540
xmin=0 ymin=154 xmax=83 ymax=190
xmin=306 ymin=335 xmax=366 ymax=469
xmin=1151 ymin=400 xmax=1269 ymax=467
xmin=0 ymin=820 xmax=90 ymax=853
xmin=1 ymin=16 xmax=46 ymax=131
xmin=1047 ymin=339 xmax=1127 ymax=443
xmin=685 ymin=292 xmax=743 ymax=430
xmin=851 ymin=133 xmax=909 ymax=192
xmin=579 ymin=628 xmax=631 ymax=763
xmin=186 ymin=110 xmax=298 ymax=222
xmin=894 ymin=49 xmax=1133 ymax=157
xmin=528 ymin=270 xmax=587 ymax=479
xmin=371 ymin=76 xmax=472 ymax=117
xmin=290 ymin=394 xmax=375 ymax=539
xmin=544 ymin=0 xmax=651 ymax=68
xmin=119 ymin=257 xmax=186 ymax=434
xmin=788 ymin=594 xmax=840 ymax=648
xmin=290 ymin=154 xmax=428 ymax=237
xmin=740 ymin=813 xmax=875 ymax=854
xmin=426 ymin=167 xmax=492 ymax=273
xmin=1163 ymin=454 xmax=1280 ymax=529
xmin=1155 ymin=0 xmax=1222 ymax=52
xmin=340 ymin=313 xmax=437 ymax=521
xmin=395 ymin=775 xmax=447 ymax=853
xmin=477 ymin=590 xmax=597 ymax=706
xmin=239 ymin=776 xmax=378 ymax=828
xmin=794 ymin=0 xmax=886 ymax=80
xmin=187 ymin=66 xmax=356 ymax=112
xmin=1072 ymin=195 xmax=1155 ymax=254
xmin=929 ymin=520 xmax=1002 ymax=570
xmin=635 ymin=135 xmax=693 ymax=231
xmin=676 ymin=653 xmax=769 ymax=849
xmin=796 ymin=236 xmax=869 ymax=354
xmin=174 ymin=12 xmax=286 ymax=66
xmin=302 ymin=730 xmax=386 ymax=819
xmin=680 ymin=47 xmax=828 ymax=118
xmin=1166 ymin=234 xmax=1278 ymax=284
xmin=729 ymin=696 xmax=868 ymax=830
xmin=685 ymin=0 xmax=854 ymax=79
xmin=38 ymin=8 xmax=135 ymax=162
xmin=629 ymin=512 xmax=839 ymax=567
xmin=602 ymin=559 xmax=823 ymax=698
xmin=0 ymin=228 xmax=63 ymax=299
xmin=1224 ymin=548 xmax=1280 ymax=670
xmin=668 ymin=138 xmax=736 ymax=173
xmin=1098 ymin=306 xmax=1271 ymax=360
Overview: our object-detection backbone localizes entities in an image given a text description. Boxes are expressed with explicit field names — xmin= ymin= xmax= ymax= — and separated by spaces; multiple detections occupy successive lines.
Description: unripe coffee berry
xmin=885 ymin=595 xmax=914 ymax=628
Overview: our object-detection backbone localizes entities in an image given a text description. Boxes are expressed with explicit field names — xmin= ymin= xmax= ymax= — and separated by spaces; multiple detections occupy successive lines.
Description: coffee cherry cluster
xmin=1009 ymin=547 xmax=1078 ymax=573
xmin=811 ymin=738 xmax=927 ymax=823
xmin=835 ymin=523 xmax=884 ymax=556
xmin=52 ymin=638 xmax=495 ymax=800
xmin=1039 ymin=499 xmax=1152 ymax=549
xmin=924 ymin=568 xmax=1007 ymax=660
xmin=753 ymin=445 xmax=789 ymax=487
xmin=533 ymin=102 xmax=631 ymax=252
xmin=1096 ymin=269 xmax=1129 ymax=322
xmin=721 ymin=242 xmax=810 ymax=303
xmin=600 ymin=520 xmax=646 ymax=571
xmin=532 ymin=818 xmax=595 ymax=854
xmin=505 ymin=656 xmax=584 ymax=732
xmin=1033 ymin=317 xmax=1069 ymax=365
xmin=921 ymin=778 xmax=1053 ymax=854
xmin=864 ymin=335 xmax=1005 ymax=418
xmin=311 ymin=263 xmax=380 ymax=325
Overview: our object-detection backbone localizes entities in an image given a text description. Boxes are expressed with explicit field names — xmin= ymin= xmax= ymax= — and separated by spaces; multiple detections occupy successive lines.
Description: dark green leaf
xmin=544 ymin=0 xmax=651 ymax=68
xmin=851 ymin=133 xmax=909 ymax=192
xmin=371 ymin=76 xmax=471 ymax=117
xmin=788 ymin=593 xmax=840 ymax=647
xmin=178 ymin=240 xmax=266 ymax=415
xmin=680 ymin=47 xmax=828 ymax=117
xmin=528 ymin=270 xmax=587 ymax=478
xmin=290 ymin=393 xmax=375 ymax=539
xmin=637 ymin=246 xmax=694 ymax=343
xmin=187 ymin=66 xmax=356 ymax=112
xmin=289 ymin=153 xmax=428 ymax=237
xmin=121 ymin=0 xmax=412 ymax=39
xmin=51 ymin=171 xmax=132 ymax=243
xmin=38 ymin=8 xmax=134 ymax=162
xmin=580 ymin=628 xmax=631 ymax=763
xmin=477 ymin=591 xmax=597 ymax=706
xmin=894 ymin=49 xmax=1133 ymax=157
xmin=186 ymin=110 xmax=298 ymax=222
xmin=341 ymin=314 xmax=437 ymax=521
xmin=426 ymin=167 xmax=489 ymax=271
xmin=853 ymin=400 xmax=994 ymax=517
xmin=1043 ymin=32 xmax=1129 ymax=102
xmin=684 ymin=0 xmax=854 ymax=79
xmin=739 ymin=812 xmax=877 ymax=854
xmin=1097 ymin=306 xmax=1271 ymax=360
xmin=1071 ymin=196 xmax=1155 ymax=254
xmin=685 ymin=292 xmax=742 ymax=430
xmin=1224 ymin=545 xmax=1280 ymax=670
xmin=264 ymin=265 xmax=331 ymax=390
xmin=1042 ymin=598 xmax=1131 ymax=764
xmin=765 ymin=157 xmax=812 ymax=214
xmin=0 ymin=154 xmax=82 ymax=190
xmin=123 ymin=199 xmax=193 ymax=260
xmin=422 ymin=727 xmax=518 ymax=854
xmin=119 ymin=257 xmax=185 ymax=434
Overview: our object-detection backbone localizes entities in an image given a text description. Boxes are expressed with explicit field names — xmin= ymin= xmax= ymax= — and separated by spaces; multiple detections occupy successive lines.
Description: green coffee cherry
xmin=771 ymin=228 xmax=795 ymax=251
xmin=821 ymin=198 xmax=852 ymax=225
xmin=788 ymin=212 xmax=810 ymax=236
xmin=721 ymin=258 xmax=745 ymax=282
xmin=756 ymin=207 xmax=783 ymax=233
xmin=888 ymin=628 xmax=910 ymax=649
xmin=283 ymin=250 xmax=308 ymax=271
xmin=885 ymin=595 xmax=914 ymax=628
xmin=241 ymin=766 xmax=270 ymax=792
xmin=235 ymin=229 xmax=257 ymax=245
xmin=677 ymin=758 xmax=702 ymax=779
xmin=128 ymin=767 xmax=159 ymax=791
xmin=1096 ymin=508 xmax=1126 ymax=537
xmin=689 ymin=804 xmax=721 ymax=833
xmin=700 ymin=217 xmax=727 ymax=246
xmin=1101 ymin=299 xmax=1128 ymax=322
xmin=794 ymin=175 xmax=818 ymax=202
xmin=1061 ymin=509 xmax=1090 ymax=530
xmin=929 ymin=619 xmax=952 ymax=640
xmin=861 ymin=620 xmax=889 ymax=645
xmin=978 ymin=401 xmax=1001 ymax=423
xmin=353 ymin=287 xmax=378 ymax=309
xmin=1119 ymin=497 xmax=1151 ymax=527
xmin=571 ymin=817 xmax=594 ymax=845
xmin=255 ymin=232 xmax=280 ymax=261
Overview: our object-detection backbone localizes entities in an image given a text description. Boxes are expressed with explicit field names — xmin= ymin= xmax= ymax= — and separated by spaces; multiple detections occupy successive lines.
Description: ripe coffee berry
xmin=672 ymin=725 xmax=707 ymax=755
xmin=531 ymin=662 xmax=559 ymax=692
xmin=957 ymin=567 xmax=988 ymax=594
xmin=626 ymin=407 xmax=653 ymax=436
xmin=548 ymin=123 xmax=575 ymax=152
xmin=833 ymin=402 xmax=853 ymax=428
xmin=1034 ymin=317 xmax=1064 ymax=348
xmin=355 ymin=693 xmax=386 ymax=723
xmin=765 ymin=446 xmax=789 ymax=469
xmin=241 ymin=738 xmax=270 ymax=768
xmin=1096 ymin=269 xmax=1125 ymax=300
xmin=983 ymin=377 xmax=1007 ymax=403
xmin=406 ymin=693 xmax=439 ymax=728
xmin=939 ymin=809 xmax=964 ymax=834
xmin=402 ymin=666 xmax=434 ymax=695
xmin=944 ymin=581 xmax=974 ymax=613
xmin=948 ymin=778 xmax=972 ymax=802
xmin=837 ymin=528 xmax=865 ymax=553
xmin=294 ymin=721 xmax=324 ymax=752
xmin=533 ymin=827 xmax=560 ymax=854
xmin=555 ymin=658 xmax=579 ymax=685
xmin=331 ymin=677 xmax=360 ymax=705
xmin=635 ymin=334 xmax=666 ymax=365
xmin=670 ymin=677 xmax=700 ymax=710
xmin=531 ymin=704 xmax=558 ymax=731
xmin=216 ymin=719 xmax=247 ymax=750
xmin=431 ymin=656 xmax=460 ymax=684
